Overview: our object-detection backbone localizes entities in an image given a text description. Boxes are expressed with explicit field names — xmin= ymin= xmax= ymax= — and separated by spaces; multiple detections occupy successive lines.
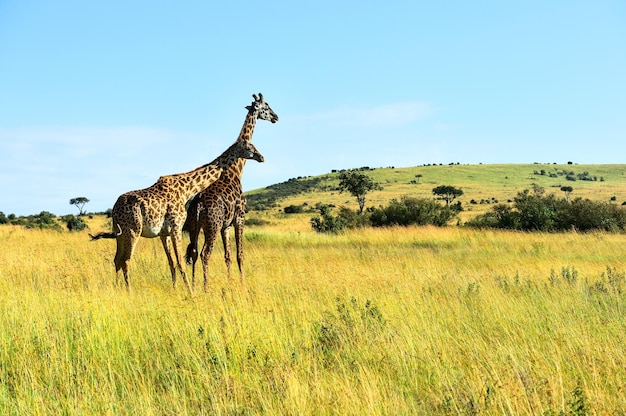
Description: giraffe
xmin=183 ymin=93 xmax=278 ymax=291
xmin=89 ymin=140 xmax=265 ymax=294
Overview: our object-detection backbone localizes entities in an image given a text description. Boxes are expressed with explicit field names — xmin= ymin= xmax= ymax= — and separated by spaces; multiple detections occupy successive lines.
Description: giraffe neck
xmin=237 ymin=110 xmax=258 ymax=144
xmin=167 ymin=144 xmax=241 ymax=200
xmin=228 ymin=110 xmax=258 ymax=181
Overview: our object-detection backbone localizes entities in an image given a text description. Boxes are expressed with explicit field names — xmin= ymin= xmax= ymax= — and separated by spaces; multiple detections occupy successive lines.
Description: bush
xmin=514 ymin=190 xmax=564 ymax=231
xmin=311 ymin=205 xmax=348 ymax=233
xmin=245 ymin=217 xmax=271 ymax=227
xmin=283 ymin=204 xmax=304 ymax=214
xmin=310 ymin=204 xmax=373 ymax=233
xmin=62 ymin=214 xmax=88 ymax=231
xmin=370 ymin=196 xmax=456 ymax=227
xmin=17 ymin=211 xmax=63 ymax=231
xmin=467 ymin=189 xmax=626 ymax=232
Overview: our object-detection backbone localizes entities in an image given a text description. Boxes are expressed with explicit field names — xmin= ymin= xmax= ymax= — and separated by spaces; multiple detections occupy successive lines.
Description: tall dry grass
xmin=1 ymin=222 xmax=625 ymax=414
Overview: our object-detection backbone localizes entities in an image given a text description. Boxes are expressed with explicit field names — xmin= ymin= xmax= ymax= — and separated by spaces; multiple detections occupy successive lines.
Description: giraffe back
xmin=114 ymin=176 xmax=198 ymax=238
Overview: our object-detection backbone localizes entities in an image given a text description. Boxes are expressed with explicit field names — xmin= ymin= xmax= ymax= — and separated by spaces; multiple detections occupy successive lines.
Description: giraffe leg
xmin=201 ymin=224 xmax=219 ymax=292
xmin=234 ymin=217 xmax=245 ymax=284
xmin=185 ymin=228 xmax=200 ymax=289
xmin=170 ymin=228 xmax=193 ymax=295
xmin=160 ymin=236 xmax=177 ymax=286
xmin=184 ymin=201 xmax=200 ymax=289
xmin=221 ymin=226 xmax=232 ymax=280
xmin=114 ymin=234 xmax=138 ymax=291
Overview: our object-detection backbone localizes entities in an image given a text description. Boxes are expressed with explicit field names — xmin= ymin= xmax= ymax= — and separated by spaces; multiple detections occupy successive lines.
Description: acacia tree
xmin=432 ymin=185 xmax=463 ymax=206
xmin=337 ymin=170 xmax=383 ymax=214
xmin=70 ymin=197 xmax=90 ymax=215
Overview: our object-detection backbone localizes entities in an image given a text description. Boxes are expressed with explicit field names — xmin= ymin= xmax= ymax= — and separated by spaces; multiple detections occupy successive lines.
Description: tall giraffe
xmin=183 ymin=93 xmax=278 ymax=291
xmin=89 ymin=140 xmax=265 ymax=294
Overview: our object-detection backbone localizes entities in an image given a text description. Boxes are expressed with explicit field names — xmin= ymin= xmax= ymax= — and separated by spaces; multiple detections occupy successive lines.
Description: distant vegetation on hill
xmin=247 ymin=164 xmax=626 ymax=210
xmin=245 ymin=163 xmax=626 ymax=233
xmin=3 ymin=163 xmax=626 ymax=233
xmin=246 ymin=167 xmax=380 ymax=211
xmin=0 ymin=211 xmax=88 ymax=231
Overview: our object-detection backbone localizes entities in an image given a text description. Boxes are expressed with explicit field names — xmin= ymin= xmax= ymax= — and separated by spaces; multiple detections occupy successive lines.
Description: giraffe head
xmin=246 ymin=93 xmax=279 ymax=123
xmin=236 ymin=141 xmax=265 ymax=163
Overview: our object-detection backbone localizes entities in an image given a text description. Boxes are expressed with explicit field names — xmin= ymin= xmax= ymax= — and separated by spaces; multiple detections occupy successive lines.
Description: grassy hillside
xmin=245 ymin=163 xmax=626 ymax=229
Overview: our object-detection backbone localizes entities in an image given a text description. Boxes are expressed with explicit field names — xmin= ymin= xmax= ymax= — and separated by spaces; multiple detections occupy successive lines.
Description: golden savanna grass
xmin=1 ymin=218 xmax=625 ymax=415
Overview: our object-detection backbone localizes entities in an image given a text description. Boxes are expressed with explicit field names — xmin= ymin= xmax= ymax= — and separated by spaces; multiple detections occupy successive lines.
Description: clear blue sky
xmin=1 ymin=1 xmax=625 ymax=216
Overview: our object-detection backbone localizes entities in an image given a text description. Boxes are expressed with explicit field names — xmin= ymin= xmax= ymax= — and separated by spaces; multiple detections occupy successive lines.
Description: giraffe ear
xmin=245 ymin=105 xmax=253 ymax=111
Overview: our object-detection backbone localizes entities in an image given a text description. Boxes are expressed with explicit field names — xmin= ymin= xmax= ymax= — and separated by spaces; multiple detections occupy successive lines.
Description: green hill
xmin=246 ymin=163 xmax=626 ymax=225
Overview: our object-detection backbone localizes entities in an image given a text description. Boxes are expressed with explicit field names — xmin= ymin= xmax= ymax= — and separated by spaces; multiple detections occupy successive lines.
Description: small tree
xmin=62 ymin=214 xmax=88 ymax=231
xmin=310 ymin=205 xmax=347 ymax=233
xmin=70 ymin=197 xmax=90 ymax=215
xmin=432 ymin=185 xmax=464 ymax=206
xmin=415 ymin=174 xmax=423 ymax=183
xmin=337 ymin=170 xmax=383 ymax=214
xmin=560 ymin=186 xmax=573 ymax=202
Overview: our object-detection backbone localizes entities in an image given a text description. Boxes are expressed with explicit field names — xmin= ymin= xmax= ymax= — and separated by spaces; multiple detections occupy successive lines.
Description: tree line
xmin=0 ymin=197 xmax=92 ymax=231
xmin=307 ymin=170 xmax=626 ymax=234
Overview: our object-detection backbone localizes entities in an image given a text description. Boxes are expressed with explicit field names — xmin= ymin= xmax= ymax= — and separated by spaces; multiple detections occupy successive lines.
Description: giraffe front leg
xmin=221 ymin=226 xmax=232 ymax=280
xmin=185 ymin=232 xmax=200 ymax=289
xmin=234 ymin=218 xmax=245 ymax=285
xmin=170 ymin=228 xmax=193 ymax=295
xmin=160 ymin=236 xmax=177 ymax=287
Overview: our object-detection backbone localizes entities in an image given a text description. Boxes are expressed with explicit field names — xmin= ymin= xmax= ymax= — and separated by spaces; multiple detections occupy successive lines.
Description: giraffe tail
xmin=185 ymin=242 xmax=197 ymax=265
xmin=89 ymin=224 xmax=122 ymax=240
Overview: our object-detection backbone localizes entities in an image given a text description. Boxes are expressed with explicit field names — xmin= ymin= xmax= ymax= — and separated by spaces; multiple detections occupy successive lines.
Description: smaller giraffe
xmin=89 ymin=140 xmax=264 ymax=294
xmin=183 ymin=93 xmax=278 ymax=291
xmin=184 ymin=178 xmax=246 ymax=291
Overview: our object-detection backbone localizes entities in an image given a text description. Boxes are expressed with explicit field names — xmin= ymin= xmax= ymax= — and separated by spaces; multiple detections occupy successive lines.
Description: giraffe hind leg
xmin=201 ymin=225 xmax=220 ymax=292
xmin=114 ymin=234 xmax=137 ymax=291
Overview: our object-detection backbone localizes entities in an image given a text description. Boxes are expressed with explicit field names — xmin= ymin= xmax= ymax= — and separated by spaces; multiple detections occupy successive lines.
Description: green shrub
xmin=467 ymin=190 xmax=626 ymax=232
xmin=62 ymin=214 xmax=88 ymax=232
xmin=310 ymin=205 xmax=348 ymax=233
xmin=310 ymin=204 xmax=372 ymax=233
xmin=11 ymin=211 xmax=63 ymax=231
xmin=370 ymin=196 xmax=456 ymax=227
xmin=283 ymin=204 xmax=304 ymax=214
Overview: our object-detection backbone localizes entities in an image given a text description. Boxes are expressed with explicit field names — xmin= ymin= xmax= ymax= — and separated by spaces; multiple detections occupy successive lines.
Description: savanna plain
xmin=2 ymin=163 xmax=626 ymax=415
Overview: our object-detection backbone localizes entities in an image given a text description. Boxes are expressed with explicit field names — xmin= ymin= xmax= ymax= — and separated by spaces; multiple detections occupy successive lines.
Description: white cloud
xmin=0 ymin=125 xmax=215 ymax=216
